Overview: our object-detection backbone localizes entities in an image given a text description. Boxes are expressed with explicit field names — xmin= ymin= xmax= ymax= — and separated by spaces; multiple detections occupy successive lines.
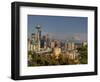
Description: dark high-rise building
xmin=46 ymin=34 xmax=50 ymax=47
xmin=31 ymin=33 xmax=35 ymax=39
xmin=41 ymin=35 xmax=46 ymax=48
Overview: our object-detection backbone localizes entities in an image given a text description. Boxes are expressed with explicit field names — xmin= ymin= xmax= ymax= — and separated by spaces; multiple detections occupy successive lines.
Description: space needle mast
xmin=35 ymin=24 xmax=42 ymax=41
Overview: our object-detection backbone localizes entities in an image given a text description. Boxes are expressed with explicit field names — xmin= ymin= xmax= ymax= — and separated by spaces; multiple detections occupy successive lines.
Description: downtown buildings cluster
xmin=28 ymin=25 xmax=87 ymax=60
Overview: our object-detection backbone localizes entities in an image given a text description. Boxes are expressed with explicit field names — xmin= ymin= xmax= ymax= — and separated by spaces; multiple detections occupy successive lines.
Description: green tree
xmin=78 ymin=45 xmax=88 ymax=64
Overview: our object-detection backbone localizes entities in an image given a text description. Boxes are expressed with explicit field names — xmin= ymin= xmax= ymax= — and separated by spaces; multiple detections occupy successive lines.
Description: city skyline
xmin=28 ymin=15 xmax=88 ymax=42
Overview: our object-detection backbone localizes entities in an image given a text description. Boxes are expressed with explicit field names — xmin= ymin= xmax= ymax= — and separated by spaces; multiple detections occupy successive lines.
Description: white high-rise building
xmin=67 ymin=42 xmax=75 ymax=50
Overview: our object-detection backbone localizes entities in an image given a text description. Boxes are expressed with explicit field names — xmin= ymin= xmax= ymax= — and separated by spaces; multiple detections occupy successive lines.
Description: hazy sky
xmin=28 ymin=15 xmax=87 ymax=41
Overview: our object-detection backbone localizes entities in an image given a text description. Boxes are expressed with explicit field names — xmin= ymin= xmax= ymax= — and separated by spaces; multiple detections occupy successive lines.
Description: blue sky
xmin=28 ymin=15 xmax=87 ymax=41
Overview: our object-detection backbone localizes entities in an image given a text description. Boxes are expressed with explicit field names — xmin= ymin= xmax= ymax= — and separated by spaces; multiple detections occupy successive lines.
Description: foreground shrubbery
xmin=28 ymin=44 xmax=88 ymax=66
xmin=28 ymin=51 xmax=80 ymax=66
xmin=77 ymin=45 xmax=88 ymax=64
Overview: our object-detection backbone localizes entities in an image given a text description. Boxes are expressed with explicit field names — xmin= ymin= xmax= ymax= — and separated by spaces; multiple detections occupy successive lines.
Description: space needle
xmin=35 ymin=24 xmax=42 ymax=41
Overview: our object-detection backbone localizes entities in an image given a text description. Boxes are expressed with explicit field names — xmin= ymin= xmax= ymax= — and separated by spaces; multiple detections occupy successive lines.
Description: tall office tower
xmin=46 ymin=34 xmax=50 ymax=47
xmin=40 ymin=36 xmax=44 ymax=48
xmin=31 ymin=33 xmax=36 ymax=51
xmin=50 ymin=40 xmax=55 ymax=49
xmin=67 ymin=42 xmax=75 ymax=50
xmin=65 ymin=40 xmax=69 ymax=50
xmin=28 ymin=38 xmax=31 ymax=51
xmin=56 ymin=40 xmax=61 ymax=48
xmin=64 ymin=42 xmax=68 ymax=50
xmin=31 ymin=33 xmax=35 ymax=41
xmin=43 ymin=35 xmax=47 ymax=49
xmin=71 ymin=42 xmax=75 ymax=50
